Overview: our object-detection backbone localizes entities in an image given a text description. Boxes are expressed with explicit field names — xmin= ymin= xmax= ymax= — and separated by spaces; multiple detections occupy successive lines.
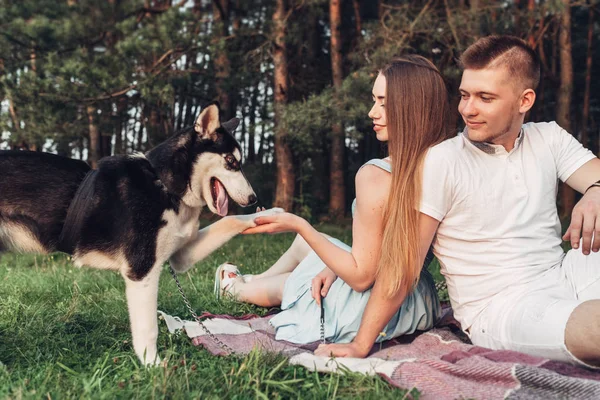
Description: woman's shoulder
xmin=359 ymin=158 xmax=392 ymax=172
xmin=356 ymin=159 xmax=392 ymax=183
xmin=355 ymin=161 xmax=391 ymax=206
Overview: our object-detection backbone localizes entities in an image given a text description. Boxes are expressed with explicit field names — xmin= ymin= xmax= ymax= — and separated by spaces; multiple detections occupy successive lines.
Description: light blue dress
xmin=270 ymin=159 xmax=441 ymax=344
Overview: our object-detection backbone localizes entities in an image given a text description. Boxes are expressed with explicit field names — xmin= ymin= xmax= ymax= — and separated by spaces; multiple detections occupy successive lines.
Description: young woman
xmin=215 ymin=55 xmax=453 ymax=346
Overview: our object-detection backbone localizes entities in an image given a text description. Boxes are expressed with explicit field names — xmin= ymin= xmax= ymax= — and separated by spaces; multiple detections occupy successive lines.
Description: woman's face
xmin=368 ymin=73 xmax=388 ymax=142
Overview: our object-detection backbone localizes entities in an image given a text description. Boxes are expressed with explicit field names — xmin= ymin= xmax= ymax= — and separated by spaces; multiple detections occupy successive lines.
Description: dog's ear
xmin=194 ymin=104 xmax=220 ymax=139
xmin=221 ymin=117 xmax=240 ymax=134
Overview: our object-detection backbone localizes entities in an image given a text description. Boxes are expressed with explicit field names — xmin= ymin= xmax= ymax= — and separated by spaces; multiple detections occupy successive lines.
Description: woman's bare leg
xmin=227 ymin=273 xmax=291 ymax=307
xmin=221 ymin=234 xmax=319 ymax=306
xmin=250 ymin=234 xmax=312 ymax=280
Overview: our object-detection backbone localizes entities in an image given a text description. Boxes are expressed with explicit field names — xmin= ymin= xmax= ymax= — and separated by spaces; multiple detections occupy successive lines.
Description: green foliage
xmin=0 ymin=0 xmax=598 ymax=215
xmin=0 ymin=0 xmax=213 ymax=149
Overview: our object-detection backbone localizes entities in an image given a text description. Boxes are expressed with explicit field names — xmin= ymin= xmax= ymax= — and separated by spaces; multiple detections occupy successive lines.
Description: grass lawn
xmin=0 ymin=222 xmax=438 ymax=399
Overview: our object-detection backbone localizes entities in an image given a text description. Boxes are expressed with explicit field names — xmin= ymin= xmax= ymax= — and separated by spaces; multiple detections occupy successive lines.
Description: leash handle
xmin=320 ymin=294 xmax=326 ymax=344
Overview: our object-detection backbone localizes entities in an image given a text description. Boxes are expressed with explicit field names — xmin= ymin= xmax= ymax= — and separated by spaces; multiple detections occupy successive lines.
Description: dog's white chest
xmin=159 ymin=206 xmax=201 ymax=256
xmin=173 ymin=217 xmax=199 ymax=240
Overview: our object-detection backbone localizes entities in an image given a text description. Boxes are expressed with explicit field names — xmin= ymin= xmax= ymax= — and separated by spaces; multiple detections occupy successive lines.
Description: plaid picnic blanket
xmin=159 ymin=309 xmax=600 ymax=400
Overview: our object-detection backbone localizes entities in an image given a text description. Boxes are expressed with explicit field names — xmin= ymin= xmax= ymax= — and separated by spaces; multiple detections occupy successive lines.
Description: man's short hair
xmin=459 ymin=35 xmax=541 ymax=91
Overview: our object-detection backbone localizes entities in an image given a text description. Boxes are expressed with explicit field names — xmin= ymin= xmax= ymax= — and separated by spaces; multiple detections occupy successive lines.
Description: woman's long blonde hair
xmin=377 ymin=55 xmax=452 ymax=297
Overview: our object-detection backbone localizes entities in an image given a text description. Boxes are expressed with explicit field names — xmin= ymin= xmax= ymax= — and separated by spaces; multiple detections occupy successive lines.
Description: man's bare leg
xmin=565 ymin=300 xmax=600 ymax=367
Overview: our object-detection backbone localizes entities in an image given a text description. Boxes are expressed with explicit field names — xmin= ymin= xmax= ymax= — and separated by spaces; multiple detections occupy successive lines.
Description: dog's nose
xmin=248 ymin=194 xmax=257 ymax=205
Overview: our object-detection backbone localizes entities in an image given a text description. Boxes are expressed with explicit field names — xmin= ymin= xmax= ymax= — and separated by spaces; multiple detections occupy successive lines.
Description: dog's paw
xmin=254 ymin=207 xmax=284 ymax=218
xmin=233 ymin=207 xmax=285 ymax=230
xmin=140 ymin=355 xmax=161 ymax=368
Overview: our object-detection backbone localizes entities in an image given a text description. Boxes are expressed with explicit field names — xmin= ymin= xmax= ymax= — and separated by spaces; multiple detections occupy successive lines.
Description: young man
xmin=316 ymin=36 xmax=600 ymax=368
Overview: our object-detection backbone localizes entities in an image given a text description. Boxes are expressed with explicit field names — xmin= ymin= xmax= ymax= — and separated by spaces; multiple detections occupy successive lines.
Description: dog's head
xmin=146 ymin=103 xmax=257 ymax=215
xmin=185 ymin=104 xmax=257 ymax=215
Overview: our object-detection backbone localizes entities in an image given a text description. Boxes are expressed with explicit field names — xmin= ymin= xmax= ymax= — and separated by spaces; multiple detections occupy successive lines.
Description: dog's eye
xmin=225 ymin=155 xmax=236 ymax=165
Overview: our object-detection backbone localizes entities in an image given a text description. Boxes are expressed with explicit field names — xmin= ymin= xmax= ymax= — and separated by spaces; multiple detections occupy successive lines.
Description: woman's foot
xmin=214 ymin=263 xmax=252 ymax=299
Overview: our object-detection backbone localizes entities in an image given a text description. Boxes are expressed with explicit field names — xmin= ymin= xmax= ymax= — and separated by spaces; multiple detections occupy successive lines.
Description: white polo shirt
xmin=420 ymin=121 xmax=596 ymax=330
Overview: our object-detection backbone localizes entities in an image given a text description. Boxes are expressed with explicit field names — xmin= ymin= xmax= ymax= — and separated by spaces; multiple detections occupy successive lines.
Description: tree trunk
xmin=557 ymin=0 xmax=575 ymax=218
xmin=352 ymin=0 xmax=362 ymax=42
xmin=137 ymin=105 xmax=145 ymax=152
xmin=551 ymin=19 xmax=559 ymax=78
xmin=258 ymin=79 xmax=269 ymax=163
xmin=233 ymin=0 xmax=242 ymax=32
xmin=527 ymin=0 xmax=536 ymax=47
xmin=247 ymin=81 xmax=259 ymax=162
xmin=8 ymin=96 xmax=20 ymax=134
xmin=581 ymin=5 xmax=594 ymax=151
xmin=102 ymin=134 xmax=112 ymax=158
xmin=513 ymin=0 xmax=522 ymax=29
xmin=87 ymin=105 xmax=101 ymax=168
xmin=329 ymin=0 xmax=346 ymax=218
xmin=213 ymin=0 xmax=235 ymax=121
xmin=272 ymin=0 xmax=295 ymax=211
xmin=239 ymin=90 xmax=247 ymax=154
xmin=146 ymin=106 xmax=161 ymax=148
xmin=114 ymin=98 xmax=126 ymax=154
xmin=30 ymin=43 xmax=37 ymax=74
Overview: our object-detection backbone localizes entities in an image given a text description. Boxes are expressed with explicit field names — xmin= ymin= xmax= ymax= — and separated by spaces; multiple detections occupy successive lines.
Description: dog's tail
xmin=58 ymin=170 xmax=99 ymax=254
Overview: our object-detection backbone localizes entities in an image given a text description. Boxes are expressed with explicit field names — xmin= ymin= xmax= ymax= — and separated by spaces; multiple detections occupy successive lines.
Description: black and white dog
xmin=0 ymin=103 xmax=279 ymax=365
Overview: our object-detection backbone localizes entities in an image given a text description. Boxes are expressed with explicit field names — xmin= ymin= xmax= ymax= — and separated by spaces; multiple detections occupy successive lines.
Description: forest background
xmin=1 ymin=0 xmax=598 ymax=220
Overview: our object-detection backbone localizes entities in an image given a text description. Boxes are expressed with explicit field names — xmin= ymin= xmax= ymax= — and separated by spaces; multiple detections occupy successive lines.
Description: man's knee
xmin=565 ymin=300 xmax=600 ymax=367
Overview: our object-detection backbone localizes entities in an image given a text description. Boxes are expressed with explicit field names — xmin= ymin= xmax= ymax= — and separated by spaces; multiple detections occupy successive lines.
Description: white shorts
xmin=469 ymin=248 xmax=600 ymax=368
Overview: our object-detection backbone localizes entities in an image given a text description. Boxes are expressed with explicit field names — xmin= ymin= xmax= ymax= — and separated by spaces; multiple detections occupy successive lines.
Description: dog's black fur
xmin=0 ymin=151 xmax=90 ymax=252
xmin=0 ymin=103 xmax=267 ymax=364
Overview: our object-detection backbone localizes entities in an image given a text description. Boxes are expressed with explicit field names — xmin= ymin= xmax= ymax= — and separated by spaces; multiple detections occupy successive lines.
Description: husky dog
xmin=0 ymin=103 xmax=279 ymax=365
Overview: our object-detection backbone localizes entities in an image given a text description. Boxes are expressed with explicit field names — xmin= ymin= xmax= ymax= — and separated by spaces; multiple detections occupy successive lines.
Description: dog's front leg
xmin=122 ymin=264 xmax=162 ymax=366
xmin=170 ymin=208 xmax=283 ymax=272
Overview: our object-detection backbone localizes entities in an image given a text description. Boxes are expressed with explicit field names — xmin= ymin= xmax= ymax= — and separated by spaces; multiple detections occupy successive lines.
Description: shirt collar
xmin=462 ymin=128 xmax=524 ymax=155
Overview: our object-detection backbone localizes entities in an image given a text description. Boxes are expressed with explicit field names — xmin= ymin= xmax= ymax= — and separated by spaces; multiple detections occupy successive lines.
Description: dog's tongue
xmin=215 ymin=179 xmax=229 ymax=216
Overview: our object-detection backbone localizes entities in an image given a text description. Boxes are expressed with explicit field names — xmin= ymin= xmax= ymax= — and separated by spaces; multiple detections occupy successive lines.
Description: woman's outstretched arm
xmin=243 ymin=164 xmax=391 ymax=292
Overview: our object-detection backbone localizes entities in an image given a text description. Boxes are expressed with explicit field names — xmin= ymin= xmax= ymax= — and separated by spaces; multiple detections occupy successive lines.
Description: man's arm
xmin=314 ymin=212 xmax=440 ymax=358
xmin=564 ymin=158 xmax=600 ymax=254
xmin=565 ymin=158 xmax=600 ymax=193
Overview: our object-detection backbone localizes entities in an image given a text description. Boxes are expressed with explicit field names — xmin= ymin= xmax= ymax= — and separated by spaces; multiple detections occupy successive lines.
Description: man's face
xmin=458 ymin=66 xmax=524 ymax=149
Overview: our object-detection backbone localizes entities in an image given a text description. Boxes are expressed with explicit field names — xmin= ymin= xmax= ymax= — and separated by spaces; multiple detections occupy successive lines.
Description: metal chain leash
xmin=320 ymin=294 xmax=326 ymax=344
xmin=168 ymin=263 xmax=237 ymax=356
xmin=169 ymin=262 xmax=448 ymax=353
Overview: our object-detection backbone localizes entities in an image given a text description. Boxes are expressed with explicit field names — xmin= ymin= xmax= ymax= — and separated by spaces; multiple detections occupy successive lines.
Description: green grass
xmin=0 ymin=223 xmax=421 ymax=399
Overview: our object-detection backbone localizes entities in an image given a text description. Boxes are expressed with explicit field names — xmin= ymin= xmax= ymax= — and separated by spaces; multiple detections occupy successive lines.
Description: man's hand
xmin=563 ymin=187 xmax=600 ymax=254
xmin=311 ymin=267 xmax=337 ymax=305
xmin=314 ymin=341 xmax=370 ymax=358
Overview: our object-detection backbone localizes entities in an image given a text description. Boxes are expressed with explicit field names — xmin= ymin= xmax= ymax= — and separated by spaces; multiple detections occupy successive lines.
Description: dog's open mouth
xmin=210 ymin=178 xmax=229 ymax=217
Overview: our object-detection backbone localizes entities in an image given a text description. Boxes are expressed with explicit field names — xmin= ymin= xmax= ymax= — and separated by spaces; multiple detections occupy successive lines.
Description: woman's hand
xmin=314 ymin=342 xmax=370 ymax=358
xmin=311 ymin=267 xmax=337 ymax=305
xmin=242 ymin=212 xmax=308 ymax=235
